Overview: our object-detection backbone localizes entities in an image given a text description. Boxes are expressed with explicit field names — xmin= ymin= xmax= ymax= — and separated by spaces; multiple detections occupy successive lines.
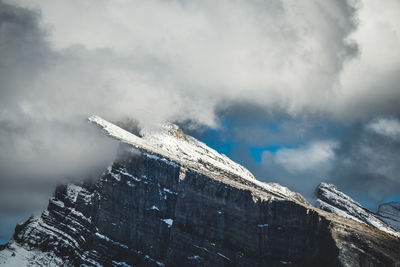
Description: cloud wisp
xmin=366 ymin=118 xmax=400 ymax=141
xmin=265 ymin=141 xmax=338 ymax=174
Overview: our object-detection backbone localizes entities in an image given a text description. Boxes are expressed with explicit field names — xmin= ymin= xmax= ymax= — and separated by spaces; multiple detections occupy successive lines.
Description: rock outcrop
xmin=316 ymin=183 xmax=399 ymax=238
xmin=378 ymin=202 xmax=400 ymax=232
xmin=1 ymin=117 xmax=400 ymax=266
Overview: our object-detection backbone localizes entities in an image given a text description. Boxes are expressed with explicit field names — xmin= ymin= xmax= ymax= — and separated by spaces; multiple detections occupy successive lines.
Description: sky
xmin=0 ymin=0 xmax=400 ymax=243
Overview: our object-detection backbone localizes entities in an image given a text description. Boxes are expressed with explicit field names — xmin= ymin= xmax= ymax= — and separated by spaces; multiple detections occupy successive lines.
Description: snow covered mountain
xmin=316 ymin=183 xmax=400 ymax=237
xmin=89 ymin=115 xmax=307 ymax=204
xmin=1 ymin=116 xmax=400 ymax=266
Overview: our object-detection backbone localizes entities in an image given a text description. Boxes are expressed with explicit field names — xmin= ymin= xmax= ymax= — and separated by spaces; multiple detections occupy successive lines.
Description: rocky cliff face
xmin=1 ymin=117 xmax=400 ymax=267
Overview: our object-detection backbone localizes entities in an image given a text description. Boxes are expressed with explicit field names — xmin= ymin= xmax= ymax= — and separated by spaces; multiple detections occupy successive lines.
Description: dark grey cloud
xmin=0 ymin=1 xmax=119 ymax=241
xmin=327 ymin=118 xmax=400 ymax=207
xmin=0 ymin=1 xmax=50 ymax=105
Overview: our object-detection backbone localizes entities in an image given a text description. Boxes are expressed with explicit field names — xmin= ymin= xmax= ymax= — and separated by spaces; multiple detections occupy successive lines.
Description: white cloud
xmin=366 ymin=118 xmax=400 ymax=140
xmin=3 ymin=0 xmax=400 ymax=126
xmin=262 ymin=141 xmax=338 ymax=173
xmin=335 ymin=0 xmax=400 ymax=119
xmin=1 ymin=0 xmax=359 ymax=124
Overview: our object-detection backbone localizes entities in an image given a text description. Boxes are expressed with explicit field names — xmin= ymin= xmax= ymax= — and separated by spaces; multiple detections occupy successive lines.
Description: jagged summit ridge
xmin=89 ymin=115 xmax=307 ymax=203
xmin=89 ymin=115 xmax=255 ymax=181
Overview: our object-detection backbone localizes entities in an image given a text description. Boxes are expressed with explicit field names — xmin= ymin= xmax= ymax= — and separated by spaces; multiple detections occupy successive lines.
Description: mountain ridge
xmin=0 ymin=116 xmax=399 ymax=266
xmin=89 ymin=115 xmax=308 ymax=204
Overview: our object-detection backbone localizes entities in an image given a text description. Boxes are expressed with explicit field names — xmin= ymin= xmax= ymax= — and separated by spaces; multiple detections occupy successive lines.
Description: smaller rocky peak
xmin=316 ymin=183 xmax=400 ymax=237
xmin=377 ymin=202 xmax=400 ymax=232
xmin=316 ymin=183 xmax=362 ymax=208
xmin=379 ymin=201 xmax=400 ymax=214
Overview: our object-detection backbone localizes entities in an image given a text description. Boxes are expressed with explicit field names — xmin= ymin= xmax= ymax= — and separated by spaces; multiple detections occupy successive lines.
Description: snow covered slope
xmin=89 ymin=116 xmax=254 ymax=180
xmin=316 ymin=183 xmax=400 ymax=237
xmin=378 ymin=202 xmax=400 ymax=232
xmin=89 ymin=115 xmax=307 ymax=204
xmin=0 ymin=242 xmax=65 ymax=266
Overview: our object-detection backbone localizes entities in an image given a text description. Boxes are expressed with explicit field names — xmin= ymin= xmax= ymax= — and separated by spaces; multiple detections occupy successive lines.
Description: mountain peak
xmin=88 ymin=115 xmax=254 ymax=181
xmin=89 ymin=115 xmax=307 ymax=203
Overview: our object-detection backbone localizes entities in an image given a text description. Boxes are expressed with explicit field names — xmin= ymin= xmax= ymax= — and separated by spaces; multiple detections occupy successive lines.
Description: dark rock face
xmin=1 ymin=146 xmax=400 ymax=266
xmin=3 ymin=147 xmax=338 ymax=266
